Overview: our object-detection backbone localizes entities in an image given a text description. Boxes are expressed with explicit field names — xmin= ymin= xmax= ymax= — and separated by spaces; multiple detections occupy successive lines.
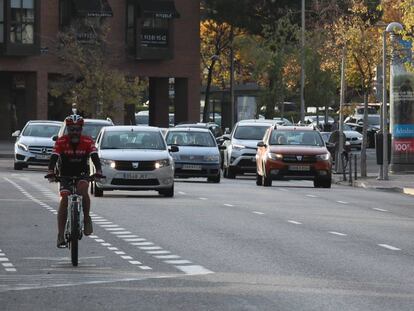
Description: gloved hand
xmin=45 ymin=171 xmax=56 ymax=182
xmin=93 ymin=171 xmax=105 ymax=180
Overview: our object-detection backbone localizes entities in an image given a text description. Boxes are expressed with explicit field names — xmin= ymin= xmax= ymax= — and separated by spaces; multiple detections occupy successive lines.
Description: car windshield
xmin=166 ymin=131 xmax=216 ymax=147
xmin=22 ymin=124 xmax=60 ymax=138
xmin=270 ymin=130 xmax=325 ymax=146
xmin=64 ymin=123 xmax=108 ymax=141
xmin=101 ymin=131 xmax=166 ymax=150
xmin=234 ymin=125 xmax=269 ymax=140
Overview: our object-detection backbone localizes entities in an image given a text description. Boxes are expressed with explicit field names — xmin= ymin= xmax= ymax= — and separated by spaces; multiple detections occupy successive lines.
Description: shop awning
xmin=139 ymin=0 xmax=180 ymax=19
xmin=73 ymin=0 xmax=113 ymax=17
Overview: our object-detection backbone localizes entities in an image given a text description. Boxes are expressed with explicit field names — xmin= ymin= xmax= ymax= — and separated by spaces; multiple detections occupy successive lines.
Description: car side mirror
xmin=52 ymin=135 xmax=58 ymax=141
xmin=257 ymin=141 xmax=266 ymax=148
xmin=12 ymin=130 xmax=20 ymax=137
xmin=325 ymin=142 xmax=335 ymax=149
xmin=169 ymin=145 xmax=179 ymax=153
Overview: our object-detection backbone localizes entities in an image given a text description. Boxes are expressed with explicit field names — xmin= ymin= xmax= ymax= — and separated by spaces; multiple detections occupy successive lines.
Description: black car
xmin=175 ymin=122 xmax=223 ymax=138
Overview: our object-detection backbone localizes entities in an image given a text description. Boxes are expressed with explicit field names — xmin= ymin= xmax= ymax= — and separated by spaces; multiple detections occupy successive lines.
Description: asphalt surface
xmin=0 ymin=158 xmax=414 ymax=311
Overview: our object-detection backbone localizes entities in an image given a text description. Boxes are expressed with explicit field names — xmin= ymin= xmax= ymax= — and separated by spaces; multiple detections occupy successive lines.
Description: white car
xmin=12 ymin=120 xmax=62 ymax=170
xmin=91 ymin=126 xmax=177 ymax=197
xmin=344 ymin=130 xmax=363 ymax=150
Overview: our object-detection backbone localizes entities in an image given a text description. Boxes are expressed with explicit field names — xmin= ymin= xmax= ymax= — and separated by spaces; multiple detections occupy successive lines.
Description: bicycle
xmin=45 ymin=174 xmax=102 ymax=266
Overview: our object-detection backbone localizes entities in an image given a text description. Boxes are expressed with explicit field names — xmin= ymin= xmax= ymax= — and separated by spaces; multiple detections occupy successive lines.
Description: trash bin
xmin=375 ymin=133 xmax=391 ymax=165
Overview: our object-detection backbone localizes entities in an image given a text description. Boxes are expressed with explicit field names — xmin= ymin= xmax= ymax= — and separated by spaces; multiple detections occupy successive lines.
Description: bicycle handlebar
xmin=44 ymin=174 xmax=105 ymax=183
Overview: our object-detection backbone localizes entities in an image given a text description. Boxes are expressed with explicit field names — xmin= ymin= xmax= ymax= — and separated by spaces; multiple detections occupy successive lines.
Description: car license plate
xmin=289 ymin=165 xmax=310 ymax=171
xmin=124 ymin=173 xmax=148 ymax=179
xmin=35 ymin=154 xmax=50 ymax=160
xmin=182 ymin=164 xmax=202 ymax=170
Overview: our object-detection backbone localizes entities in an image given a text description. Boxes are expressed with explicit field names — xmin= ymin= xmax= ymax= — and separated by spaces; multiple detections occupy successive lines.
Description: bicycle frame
xmin=65 ymin=192 xmax=83 ymax=243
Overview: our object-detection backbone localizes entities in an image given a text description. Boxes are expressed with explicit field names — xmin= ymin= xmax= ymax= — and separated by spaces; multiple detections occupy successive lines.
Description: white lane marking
xmin=139 ymin=266 xmax=152 ymax=270
xmin=306 ymin=194 xmax=318 ymax=198
xmin=95 ymin=239 xmax=105 ymax=243
xmin=378 ymin=244 xmax=401 ymax=251
xmin=329 ymin=231 xmax=347 ymax=236
xmin=373 ymin=208 xmax=388 ymax=212
xmin=224 ymin=204 xmax=234 ymax=207
xmin=253 ymin=211 xmax=265 ymax=215
xmin=178 ymin=191 xmax=186 ymax=195
xmin=164 ymin=260 xmax=192 ymax=264
xmin=5 ymin=268 xmax=17 ymax=272
xmin=110 ymin=231 xmax=132 ymax=235
xmin=121 ymin=256 xmax=133 ymax=260
xmin=175 ymin=265 xmax=213 ymax=275
xmin=199 ymin=198 xmax=207 ymax=200
xmin=108 ymin=247 xmax=118 ymax=251
xmin=105 ymin=228 xmax=126 ymax=231
xmin=278 ymin=189 xmax=289 ymax=192
xmin=94 ymin=221 xmax=112 ymax=224
xmin=2 ymin=263 xmax=14 ymax=267
xmin=0 ymin=253 xmax=5 ymax=256
xmin=154 ymin=255 xmax=180 ymax=259
xmin=139 ymin=246 xmax=162 ymax=250
xmin=115 ymin=251 xmax=126 ymax=255
xmin=89 ymin=235 xmax=99 ymax=239
xmin=117 ymin=235 xmax=139 ymax=238
xmin=132 ymin=242 xmax=154 ymax=246
xmin=129 ymin=261 xmax=142 ymax=265
xmin=101 ymin=243 xmax=111 ymax=246
xmin=99 ymin=224 xmax=119 ymax=228
xmin=124 ymin=238 xmax=146 ymax=242
xmin=336 ymin=201 xmax=348 ymax=204
xmin=287 ymin=220 xmax=302 ymax=225
xmin=146 ymin=250 xmax=171 ymax=255
xmin=0 ymin=258 xmax=9 ymax=261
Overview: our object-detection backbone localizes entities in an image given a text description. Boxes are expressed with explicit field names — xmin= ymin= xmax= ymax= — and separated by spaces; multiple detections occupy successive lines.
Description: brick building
xmin=0 ymin=0 xmax=200 ymax=139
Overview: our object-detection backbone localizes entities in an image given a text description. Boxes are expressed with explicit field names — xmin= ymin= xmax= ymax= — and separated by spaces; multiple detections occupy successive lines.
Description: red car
xmin=256 ymin=126 xmax=332 ymax=188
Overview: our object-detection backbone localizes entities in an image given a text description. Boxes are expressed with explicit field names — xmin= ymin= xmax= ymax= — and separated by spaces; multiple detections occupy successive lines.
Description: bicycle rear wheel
xmin=70 ymin=207 xmax=80 ymax=267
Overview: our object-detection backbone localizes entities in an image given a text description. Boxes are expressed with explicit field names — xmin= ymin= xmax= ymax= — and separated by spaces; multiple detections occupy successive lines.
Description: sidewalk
xmin=1 ymin=140 xmax=413 ymax=195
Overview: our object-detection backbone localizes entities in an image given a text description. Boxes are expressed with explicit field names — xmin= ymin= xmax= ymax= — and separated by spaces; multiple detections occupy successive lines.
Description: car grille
xmin=28 ymin=146 xmax=53 ymax=154
xmin=114 ymin=161 xmax=156 ymax=171
xmin=282 ymin=155 xmax=316 ymax=163
xmin=111 ymin=178 xmax=160 ymax=186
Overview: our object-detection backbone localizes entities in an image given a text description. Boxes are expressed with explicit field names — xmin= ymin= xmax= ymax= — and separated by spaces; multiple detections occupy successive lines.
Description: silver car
xmin=166 ymin=127 xmax=221 ymax=183
xmin=12 ymin=120 xmax=62 ymax=170
xmin=91 ymin=126 xmax=177 ymax=197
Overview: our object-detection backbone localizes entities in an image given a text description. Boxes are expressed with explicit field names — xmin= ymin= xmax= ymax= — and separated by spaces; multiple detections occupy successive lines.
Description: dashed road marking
xmin=378 ymin=244 xmax=401 ymax=251
xmin=329 ymin=231 xmax=347 ymax=236
xmin=0 ymin=249 xmax=16 ymax=272
xmin=253 ymin=211 xmax=265 ymax=215
xmin=306 ymin=194 xmax=318 ymax=198
xmin=178 ymin=191 xmax=186 ymax=195
xmin=336 ymin=201 xmax=348 ymax=204
xmin=155 ymin=255 xmax=180 ymax=259
xmin=373 ymin=208 xmax=388 ymax=212
xmin=287 ymin=220 xmax=302 ymax=225
xmin=224 ymin=204 xmax=234 ymax=207
xmin=199 ymin=197 xmax=207 ymax=200
xmin=174 ymin=265 xmax=213 ymax=275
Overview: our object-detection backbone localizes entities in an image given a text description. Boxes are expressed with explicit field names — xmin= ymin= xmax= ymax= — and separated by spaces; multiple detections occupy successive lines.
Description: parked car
xmin=256 ymin=125 xmax=332 ymax=188
xmin=344 ymin=115 xmax=380 ymax=148
xmin=12 ymin=120 xmax=62 ymax=170
xmin=175 ymin=122 xmax=223 ymax=138
xmin=90 ymin=126 xmax=177 ymax=197
xmin=57 ymin=118 xmax=114 ymax=141
xmin=304 ymin=115 xmax=334 ymax=126
xmin=135 ymin=110 xmax=175 ymax=127
xmin=273 ymin=117 xmax=293 ymax=126
xmin=165 ymin=127 xmax=222 ymax=183
xmin=222 ymin=119 xmax=276 ymax=178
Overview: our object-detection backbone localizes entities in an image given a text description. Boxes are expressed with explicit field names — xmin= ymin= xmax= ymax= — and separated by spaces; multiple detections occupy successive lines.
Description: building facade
xmin=0 ymin=0 xmax=200 ymax=139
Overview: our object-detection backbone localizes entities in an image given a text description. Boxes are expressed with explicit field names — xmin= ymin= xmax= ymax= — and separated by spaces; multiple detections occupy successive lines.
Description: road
xmin=0 ymin=157 xmax=413 ymax=311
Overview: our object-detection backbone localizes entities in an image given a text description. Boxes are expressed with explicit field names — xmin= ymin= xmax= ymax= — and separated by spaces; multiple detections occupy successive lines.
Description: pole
xmin=337 ymin=45 xmax=346 ymax=173
xmin=382 ymin=30 xmax=389 ymax=180
xmin=300 ymin=0 xmax=305 ymax=123
xmin=229 ymin=25 xmax=235 ymax=127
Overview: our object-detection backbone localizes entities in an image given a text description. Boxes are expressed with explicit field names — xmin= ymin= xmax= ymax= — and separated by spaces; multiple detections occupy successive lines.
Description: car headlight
xmin=155 ymin=159 xmax=170 ymax=169
xmin=204 ymin=154 xmax=220 ymax=162
xmin=232 ymin=144 xmax=246 ymax=151
xmin=268 ymin=153 xmax=283 ymax=160
xmin=316 ymin=153 xmax=330 ymax=161
xmin=17 ymin=143 xmax=28 ymax=151
xmin=101 ymin=159 xmax=116 ymax=168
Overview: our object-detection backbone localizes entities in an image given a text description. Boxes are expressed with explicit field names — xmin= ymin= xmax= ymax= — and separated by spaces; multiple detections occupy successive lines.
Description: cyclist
xmin=45 ymin=114 xmax=103 ymax=248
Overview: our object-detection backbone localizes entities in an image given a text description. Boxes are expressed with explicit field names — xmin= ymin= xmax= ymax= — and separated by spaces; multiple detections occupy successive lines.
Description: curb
xmin=334 ymin=177 xmax=414 ymax=196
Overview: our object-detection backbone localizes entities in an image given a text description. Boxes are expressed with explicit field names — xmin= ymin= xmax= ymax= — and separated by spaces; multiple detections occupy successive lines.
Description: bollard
xmin=349 ymin=153 xmax=353 ymax=185
xmin=342 ymin=152 xmax=347 ymax=181
xmin=354 ymin=154 xmax=358 ymax=181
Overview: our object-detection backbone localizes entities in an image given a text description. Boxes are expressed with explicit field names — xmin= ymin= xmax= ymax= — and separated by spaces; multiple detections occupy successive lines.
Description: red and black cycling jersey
xmin=52 ymin=135 xmax=98 ymax=176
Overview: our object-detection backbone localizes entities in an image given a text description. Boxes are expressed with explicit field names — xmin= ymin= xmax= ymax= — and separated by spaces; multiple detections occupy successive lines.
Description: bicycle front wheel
xmin=70 ymin=208 xmax=80 ymax=267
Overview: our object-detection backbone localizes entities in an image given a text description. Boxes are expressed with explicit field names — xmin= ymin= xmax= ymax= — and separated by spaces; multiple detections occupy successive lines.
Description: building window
xmin=141 ymin=17 xmax=169 ymax=48
xmin=10 ymin=0 xmax=35 ymax=44
xmin=0 ymin=0 xmax=4 ymax=43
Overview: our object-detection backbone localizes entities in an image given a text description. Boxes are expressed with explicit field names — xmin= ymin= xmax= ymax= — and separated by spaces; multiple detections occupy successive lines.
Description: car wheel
xmin=263 ymin=173 xmax=272 ymax=187
xmin=256 ymin=172 xmax=263 ymax=186
xmin=159 ymin=185 xmax=174 ymax=197
xmin=94 ymin=183 xmax=103 ymax=197
xmin=13 ymin=162 xmax=24 ymax=170
xmin=208 ymin=173 xmax=221 ymax=183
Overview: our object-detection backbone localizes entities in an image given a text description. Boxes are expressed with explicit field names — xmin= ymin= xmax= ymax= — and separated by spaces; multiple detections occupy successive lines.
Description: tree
xmin=49 ymin=20 xmax=145 ymax=120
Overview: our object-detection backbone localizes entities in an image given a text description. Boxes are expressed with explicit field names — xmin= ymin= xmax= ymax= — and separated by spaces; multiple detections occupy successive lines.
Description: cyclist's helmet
xmin=65 ymin=114 xmax=84 ymax=127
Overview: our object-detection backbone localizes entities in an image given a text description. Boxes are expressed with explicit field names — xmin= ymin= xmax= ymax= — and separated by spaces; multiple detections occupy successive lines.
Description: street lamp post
xmin=300 ymin=0 xmax=305 ymax=123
